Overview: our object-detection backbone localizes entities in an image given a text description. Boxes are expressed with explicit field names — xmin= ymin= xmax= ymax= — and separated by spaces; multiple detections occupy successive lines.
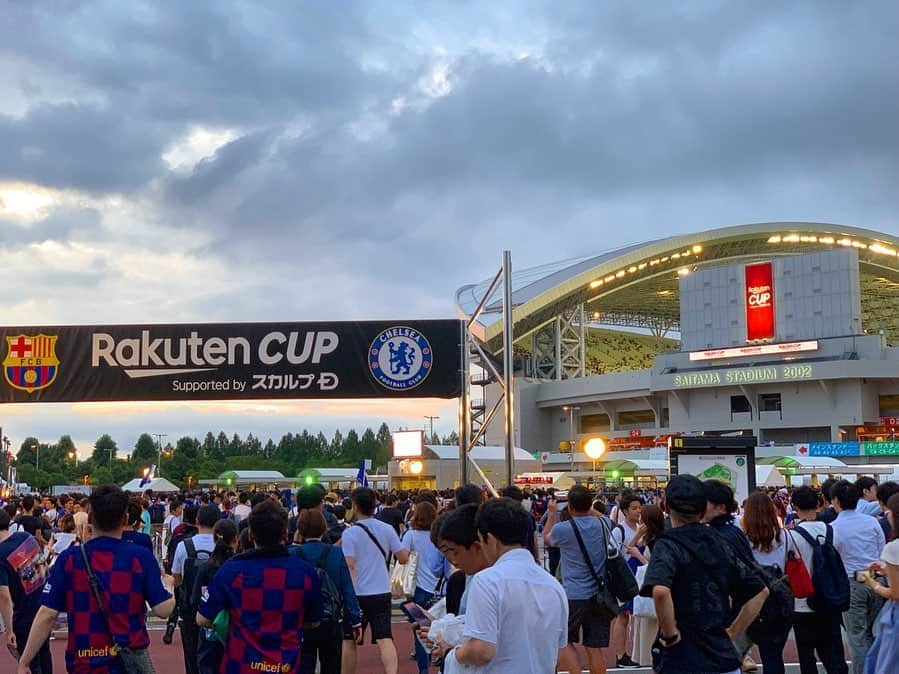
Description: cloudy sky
xmin=1 ymin=1 xmax=897 ymax=458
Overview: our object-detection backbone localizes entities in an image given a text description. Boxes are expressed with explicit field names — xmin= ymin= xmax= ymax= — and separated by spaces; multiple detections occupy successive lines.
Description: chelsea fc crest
xmin=369 ymin=326 xmax=432 ymax=391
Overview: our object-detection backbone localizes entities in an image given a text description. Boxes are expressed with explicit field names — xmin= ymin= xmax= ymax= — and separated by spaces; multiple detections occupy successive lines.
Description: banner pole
xmin=502 ymin=250 xmax=515 ymax=487
xmin=459 ymin=322 xmax=471 ymax=485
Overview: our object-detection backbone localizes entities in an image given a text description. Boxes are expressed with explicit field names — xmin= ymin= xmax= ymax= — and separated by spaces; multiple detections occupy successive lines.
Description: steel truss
xmin=459 ymin=251 xmax=515 ymax=491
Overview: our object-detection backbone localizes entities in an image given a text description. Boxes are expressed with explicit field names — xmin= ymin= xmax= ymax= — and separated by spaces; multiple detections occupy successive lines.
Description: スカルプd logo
xmin=3 ymin=334 xmax=59 ymax=393
xmin=369 ymin=326 xmax=432 ymax=390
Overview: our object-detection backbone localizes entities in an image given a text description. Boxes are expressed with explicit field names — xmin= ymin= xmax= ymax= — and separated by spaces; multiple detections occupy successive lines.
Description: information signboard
xmin=669 ymin=436 xmax=757 ymax=504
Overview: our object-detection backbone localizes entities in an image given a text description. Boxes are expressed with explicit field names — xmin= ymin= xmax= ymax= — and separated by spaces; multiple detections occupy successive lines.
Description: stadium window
xmin=730 ymin=395 xmax=751 ymax=414
xmin=758 ymin=393 xmax=783 ymax=419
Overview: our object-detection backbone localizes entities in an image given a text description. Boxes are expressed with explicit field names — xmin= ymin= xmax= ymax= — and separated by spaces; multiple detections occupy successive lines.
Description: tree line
xmin=6 ymin=425 xmax=460 ymax=491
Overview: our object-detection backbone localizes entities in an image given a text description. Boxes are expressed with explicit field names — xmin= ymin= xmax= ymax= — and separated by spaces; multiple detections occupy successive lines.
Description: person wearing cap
xmin=290 ymin=485 xmax=343 ymax=544
xmin=640 ymin=475 xmax=768 ymax=674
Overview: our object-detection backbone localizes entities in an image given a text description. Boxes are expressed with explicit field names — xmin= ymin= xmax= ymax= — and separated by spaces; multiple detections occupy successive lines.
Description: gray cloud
xmin=0 ymin=2 xmax=897 ymax=444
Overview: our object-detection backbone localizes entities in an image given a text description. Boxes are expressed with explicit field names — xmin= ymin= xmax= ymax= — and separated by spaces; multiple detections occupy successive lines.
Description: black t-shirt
xmin=17 ymin=514 xmax=51 ymax=542
xmin=0 ymin=532 xmax=47 ymax=633
xmin=375 ymin=507 xmax=405 ymax=535
xmin=641 ymin=523 xmax=766 ymax=674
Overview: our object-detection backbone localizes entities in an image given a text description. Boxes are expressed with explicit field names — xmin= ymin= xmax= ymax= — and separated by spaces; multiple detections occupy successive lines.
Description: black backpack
xmin=293 ymin=544 xmax=343 ymax=622
xmin=149 ymin=503 xmax=166 ymax=525
xmin=746 ymin=560 xmax=794 ymax=645
xmin=793 ymin=523 xmax=850 ymax=613
xmin=179 ymin=538 xmax=211 ymax=620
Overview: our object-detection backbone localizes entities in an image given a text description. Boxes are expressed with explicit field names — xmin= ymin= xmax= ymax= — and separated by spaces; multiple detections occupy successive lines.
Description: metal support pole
xmin=459 ymin=324 xmax=471 ymax=485
xmin=554 ymin=317 xmax=562 ymax=381
xmin=502 ymin=250 xmax=515 ymax=487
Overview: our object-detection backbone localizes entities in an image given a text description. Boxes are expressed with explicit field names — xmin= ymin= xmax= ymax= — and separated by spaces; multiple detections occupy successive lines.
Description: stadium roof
xmin=456 ymin=222 xmax=899 ymax=348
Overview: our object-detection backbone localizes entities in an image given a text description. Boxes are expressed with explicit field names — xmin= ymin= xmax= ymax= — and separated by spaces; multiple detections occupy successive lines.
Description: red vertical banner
xmin=745 ymin=262 xmax=775 ymax=341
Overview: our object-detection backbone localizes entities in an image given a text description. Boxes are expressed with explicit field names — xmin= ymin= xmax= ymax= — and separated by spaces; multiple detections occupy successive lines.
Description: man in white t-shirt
xmin=172 ymin=504 xmax=219 ymax=674
xmin=435 ymin=497 xmax=568 ymax=673
xmin=610 ymin=492 xmax=643 ymax=669
xmin=790 ymin=486 xmax=849 ymax=674
xmin=232 ymin=492 xmax=252 ymax=523
xmin=340 ymin=487 xmax=409 ymax=674
xmin=163 ymin=499 xmax=182 ymax=545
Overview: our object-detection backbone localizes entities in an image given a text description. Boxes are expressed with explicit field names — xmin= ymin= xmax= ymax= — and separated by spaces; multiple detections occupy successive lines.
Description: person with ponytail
xmin=191 ymin=518 xmax=239 ymax=674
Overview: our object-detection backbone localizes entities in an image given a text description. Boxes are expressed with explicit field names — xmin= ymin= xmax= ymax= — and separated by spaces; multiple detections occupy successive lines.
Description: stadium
xmin=454 ymin=222 xmax=899 ymax=488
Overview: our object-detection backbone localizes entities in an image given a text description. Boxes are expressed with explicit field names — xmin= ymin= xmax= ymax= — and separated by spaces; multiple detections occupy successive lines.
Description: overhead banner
xmin=745 ymin=262 xmax=775 ymax=341
xmin=0 ymin=320 xmax=463 ymax=403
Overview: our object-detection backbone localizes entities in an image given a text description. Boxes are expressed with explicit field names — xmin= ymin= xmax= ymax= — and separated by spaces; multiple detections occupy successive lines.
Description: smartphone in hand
xmin=401 ymin=601 xmax=435 ymax=628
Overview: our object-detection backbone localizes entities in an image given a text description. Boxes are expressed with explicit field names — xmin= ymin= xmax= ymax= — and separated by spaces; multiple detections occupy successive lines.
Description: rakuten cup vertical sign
xmin=745 ymin=262 xmax=775 ymax=341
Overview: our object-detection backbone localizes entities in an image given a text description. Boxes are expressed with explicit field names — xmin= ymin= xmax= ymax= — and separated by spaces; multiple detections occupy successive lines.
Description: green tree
xmin=16 ymin=436 xmax=41 ymax=467
xmin=132 ymin=433 xmax=158 ymax=467
xmin=92 ymin=434 xmax=119 ymax=465
xmin=202 ymin=432 xmax=216 ymax=458
xmin=343 ymin=429 xmax=362 ymax=464
xmin=376 ymin=423 xmax=392 ymax=469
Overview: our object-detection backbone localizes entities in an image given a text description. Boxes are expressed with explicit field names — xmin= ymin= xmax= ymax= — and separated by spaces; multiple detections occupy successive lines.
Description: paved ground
xmin=47 ymin=624 xmax=830 ymax=673
xmin=48 ymin=623 xmax=427 ymax=673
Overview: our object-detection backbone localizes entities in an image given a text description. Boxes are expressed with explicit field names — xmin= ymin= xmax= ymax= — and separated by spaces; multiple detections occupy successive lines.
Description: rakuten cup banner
xmin=0 ymin=320 xmax=463 ymax=403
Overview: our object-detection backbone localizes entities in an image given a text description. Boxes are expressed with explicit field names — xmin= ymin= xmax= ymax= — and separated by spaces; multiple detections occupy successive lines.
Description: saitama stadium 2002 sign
xmin=0 ymin=320 xmax=463 ymax=403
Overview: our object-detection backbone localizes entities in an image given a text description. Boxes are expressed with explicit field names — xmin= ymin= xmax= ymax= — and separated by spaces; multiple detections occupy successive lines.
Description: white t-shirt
xmin=751 ymin=529 xmax=788 ymax=569
xmin=456 ymin=548 xmax=568 ymax=674
xmin=163 ymin=514 xmax=181 ymax=539
xmin=881 ymin=538 xmax=899 ymax=567
xmin=233 ymin=503 xmax=252 ymax=522
xmin=792 ymin=521 xmax=841 ymax=613
xmin=172 ymin=533 xmax=216 ymax=576
xmin=341 ymin=518 xmax=407 ymax=596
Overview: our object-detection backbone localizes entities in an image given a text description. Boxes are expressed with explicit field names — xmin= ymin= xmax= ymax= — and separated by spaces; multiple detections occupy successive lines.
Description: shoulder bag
xmin=77 ymin=543 xmax=146 ymax=673
xmin=569 ymin=517 xmax=619 ymax=620
xmin=390 ymin=530 xmax=419 ymax=600
xmin=783 ymin=529 xmax=814 ymax=598
xmin=598 ymin=517 xmax=639 ymax=603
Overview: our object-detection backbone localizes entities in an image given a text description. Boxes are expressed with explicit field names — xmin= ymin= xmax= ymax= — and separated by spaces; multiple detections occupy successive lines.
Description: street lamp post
xmin=153 ymin=433 xmax=168 ymax=478
xmin=31 ymin=443 xmax=39 ymax=472
xmin=562 ymin=406 xmax=580 ymax=474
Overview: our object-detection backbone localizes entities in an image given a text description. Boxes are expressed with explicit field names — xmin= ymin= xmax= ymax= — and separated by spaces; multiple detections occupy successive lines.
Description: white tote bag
xmin=631 ymin=565 xmax=656 ymax=618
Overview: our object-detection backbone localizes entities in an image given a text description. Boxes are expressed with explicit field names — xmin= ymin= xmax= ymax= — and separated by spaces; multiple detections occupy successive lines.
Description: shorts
xmin=346 ymin=593 xmax=393 ymax=643
xmin=568 ymin=599 xmax=612 ymax=649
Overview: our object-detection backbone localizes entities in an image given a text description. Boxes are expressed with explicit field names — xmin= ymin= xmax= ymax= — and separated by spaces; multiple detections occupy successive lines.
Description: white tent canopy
xmin=121 ymin=477 xmax=180 ymax=493
xmin=756 ymin=465 xmax=787 ymax=488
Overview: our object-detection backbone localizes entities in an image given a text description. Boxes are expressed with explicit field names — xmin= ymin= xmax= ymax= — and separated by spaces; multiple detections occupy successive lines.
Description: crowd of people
xmin=0 ymin=475 xmax=896 ymax=673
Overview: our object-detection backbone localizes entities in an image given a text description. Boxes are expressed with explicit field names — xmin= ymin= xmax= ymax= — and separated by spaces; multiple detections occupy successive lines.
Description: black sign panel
xmin=0 ymin=320 xmax=463 ymax=403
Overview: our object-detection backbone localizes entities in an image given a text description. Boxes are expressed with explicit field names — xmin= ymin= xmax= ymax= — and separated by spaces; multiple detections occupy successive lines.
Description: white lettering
xmin=203 ymin=337 xmax=227 ymax=366
xmin=188 ymin=331 xmax=204 ymax=366
xmin=114 ymin=338 xmax=140 ymax=367
xmin=312 ymin=331 xmax=338 ymax=363
xmin=286 ymin=332 xmax=314 ymax=364
xmin=228 ymin=337 xmax=251 ymax=365
xmin=259 ymin=332 xmax=286 ymax=365
xmin=92 ymin=333 xmax=116 ymax=366
xmin=141 ymin=330 xmax=164 ymax=366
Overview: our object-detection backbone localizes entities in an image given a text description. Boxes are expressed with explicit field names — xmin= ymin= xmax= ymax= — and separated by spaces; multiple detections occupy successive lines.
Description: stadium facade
xmin=456 ymin=223 xmax=899 ymax=482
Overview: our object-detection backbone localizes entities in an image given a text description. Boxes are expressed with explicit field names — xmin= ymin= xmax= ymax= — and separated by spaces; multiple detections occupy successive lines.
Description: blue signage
xmin=808 ymin=442 xmax=861 ymax=457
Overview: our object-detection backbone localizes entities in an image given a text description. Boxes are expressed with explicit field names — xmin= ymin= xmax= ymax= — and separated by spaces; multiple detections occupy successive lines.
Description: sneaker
xmin=616 ymin=654 xmax=641 ymax=668
xmin=741 ymin=656 xmax=759 ymax=672
xmin=162 ymin=623 xmax=175 ymax=645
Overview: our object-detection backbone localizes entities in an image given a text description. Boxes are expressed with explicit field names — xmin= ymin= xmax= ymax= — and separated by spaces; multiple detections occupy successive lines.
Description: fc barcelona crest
xmin=3 ymin=334 xmax=59 ymax=393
